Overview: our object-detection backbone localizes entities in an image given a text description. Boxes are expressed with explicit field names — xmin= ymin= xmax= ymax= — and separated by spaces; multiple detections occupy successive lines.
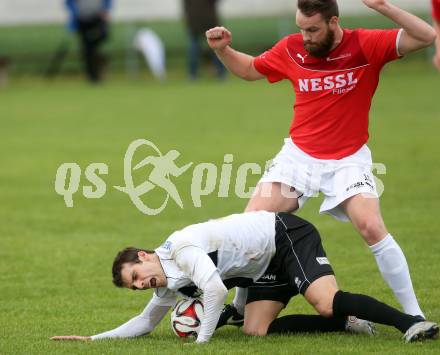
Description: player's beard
xmin=304 ymin=27 xmax=335 ymax=58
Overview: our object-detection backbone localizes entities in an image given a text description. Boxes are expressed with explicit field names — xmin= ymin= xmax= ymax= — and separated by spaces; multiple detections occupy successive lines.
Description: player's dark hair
xmin=297 ymin=0 xmax=339 ymax=22
xmin=112 ymin=247 xmax=155 ymax=288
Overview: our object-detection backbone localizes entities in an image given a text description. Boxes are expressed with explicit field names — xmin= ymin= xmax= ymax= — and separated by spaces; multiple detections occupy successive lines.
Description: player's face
xmin=120 ymin=252 xmax=167 ymax=290
xmin=296 ymin=10 xmax=337 ymax=58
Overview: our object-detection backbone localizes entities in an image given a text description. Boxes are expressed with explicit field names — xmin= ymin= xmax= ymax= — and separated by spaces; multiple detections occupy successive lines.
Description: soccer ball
xmin=170 ymin=298 xmax=204 ymax=338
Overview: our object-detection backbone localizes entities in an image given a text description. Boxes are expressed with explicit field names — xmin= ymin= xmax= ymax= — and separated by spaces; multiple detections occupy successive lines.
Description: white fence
xmin=0 ymin=0 xmax=430 ymax=26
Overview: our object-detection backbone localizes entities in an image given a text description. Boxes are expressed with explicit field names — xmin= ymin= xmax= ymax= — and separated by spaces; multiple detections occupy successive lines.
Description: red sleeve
xmin=253 ymin=36 xmax=289 ymax=83
xmin=357 ymin=29 xmax=402 ymax=67
xmin=433 ymin=0 xmax=440 ymax=21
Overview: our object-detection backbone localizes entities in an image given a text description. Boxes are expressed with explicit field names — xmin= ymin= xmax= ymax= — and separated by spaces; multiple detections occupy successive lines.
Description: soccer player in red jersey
xmin=433 ymin=0 xmax=440 ymax=71
xmin=206 ymin=0 xmax=436 ymax=335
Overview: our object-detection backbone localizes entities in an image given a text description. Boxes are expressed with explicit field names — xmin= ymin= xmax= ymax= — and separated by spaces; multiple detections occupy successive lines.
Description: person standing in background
xmin=65 ymin=0 xmax=112 ymax=82
xmin=432 ymin=0 xmax=440 ymax=71
xmin=183 ymin=0 xmax=226 ymax=80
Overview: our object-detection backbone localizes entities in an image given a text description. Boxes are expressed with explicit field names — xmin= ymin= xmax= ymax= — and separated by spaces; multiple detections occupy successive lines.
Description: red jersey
xmin=253 ymin=28 xmax=402 ymax=159
xmin=433 ymin=0 xmax=440 ymax=21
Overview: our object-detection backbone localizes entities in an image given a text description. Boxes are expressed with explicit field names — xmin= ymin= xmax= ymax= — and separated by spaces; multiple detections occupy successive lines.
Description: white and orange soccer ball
xmin=170 ymin=299 xmax=204 ymax=338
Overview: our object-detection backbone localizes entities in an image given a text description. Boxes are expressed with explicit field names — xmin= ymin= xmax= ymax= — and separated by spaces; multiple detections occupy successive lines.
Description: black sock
xmin=333 ymin=290 xmax=419 ymax=333
xmin=267 ymin=314 xmax=346 ymax=334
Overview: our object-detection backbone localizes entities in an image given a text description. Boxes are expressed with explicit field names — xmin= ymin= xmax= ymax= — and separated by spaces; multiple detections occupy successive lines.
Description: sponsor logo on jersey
xmin=297 ymin=53 xmax=308 ymax=63
xmin=345 ymin=181 xmax=365 ymax=192
xmin=316 ymin=257 xmax=330 ymax=265
xmin=261 ymin=273 xmax=277 ymax=281
xmin=346 ymin=174 xmax=375 ymax=192
xmin=298 ymin=71 xmax=358 ymax=95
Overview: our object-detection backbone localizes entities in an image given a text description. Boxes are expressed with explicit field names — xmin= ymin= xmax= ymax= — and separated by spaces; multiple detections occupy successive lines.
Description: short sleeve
xmin=253 ymin=36 xmax=289 ymax=83
xmin=358 ymin=29 xmax=403 ymax=67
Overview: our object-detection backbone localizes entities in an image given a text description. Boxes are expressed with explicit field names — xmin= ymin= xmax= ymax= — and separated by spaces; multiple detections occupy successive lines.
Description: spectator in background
xmin=65 ymin=0 xmax=112 ymax=82
xmin=433 ymin=0 xmax=440 ymax=71
xmin=0 ymin=57 xmax=10 ymax=88
xmin=183 ymin=0 xmax=226 ymax=80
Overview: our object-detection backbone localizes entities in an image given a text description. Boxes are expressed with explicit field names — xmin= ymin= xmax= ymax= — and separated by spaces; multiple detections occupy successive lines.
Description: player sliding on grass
xmin=51 ymin=212 xmax=438 ymax=343
xmin=206 ymin=0 xmax=437 ymax=330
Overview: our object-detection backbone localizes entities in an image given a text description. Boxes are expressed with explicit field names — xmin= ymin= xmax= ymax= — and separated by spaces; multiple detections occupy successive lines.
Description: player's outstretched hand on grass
xmin=50 ymin=335 xmax=91 ymax=341
xmin=206 ymin=27 xmax=232 ymax=51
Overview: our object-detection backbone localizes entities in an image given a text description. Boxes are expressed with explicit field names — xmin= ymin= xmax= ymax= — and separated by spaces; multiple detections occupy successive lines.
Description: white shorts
xmin=259 ymin=138 xmax=378 ymax=222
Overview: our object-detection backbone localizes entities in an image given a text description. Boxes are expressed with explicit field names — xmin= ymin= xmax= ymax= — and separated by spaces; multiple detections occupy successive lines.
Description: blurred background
xmin=0 ymin=0 xmax=434 ymax=81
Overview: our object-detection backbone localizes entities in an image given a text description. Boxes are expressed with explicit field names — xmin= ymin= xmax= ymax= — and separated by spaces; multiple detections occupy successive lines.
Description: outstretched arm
xmin=206 ymin=27 xmax=264 ymax=81
xmin=362 ymin=0 xmax=436 ymax=55
xmin=51 ymin=293 xmax=174 ymax=341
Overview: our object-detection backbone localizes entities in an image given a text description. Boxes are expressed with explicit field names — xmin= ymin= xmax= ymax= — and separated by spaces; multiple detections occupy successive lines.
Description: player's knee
xmin=313 ymin=299 xmax=334 ymax=318
xmin=242 ymin=324 xmax=268 ymax=336
xmin=356 ymin=218 xmax=386 ymax=244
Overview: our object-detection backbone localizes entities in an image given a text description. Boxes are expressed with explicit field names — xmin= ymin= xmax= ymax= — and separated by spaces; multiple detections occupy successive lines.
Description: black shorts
xmin=247 ymin=213 xmax=334 ymax=306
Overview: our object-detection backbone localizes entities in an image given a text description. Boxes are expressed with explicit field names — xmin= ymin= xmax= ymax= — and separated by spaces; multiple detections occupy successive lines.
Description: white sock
xmin=370 ymin=234 xmax=425 ymax=318
xmin=232 ymin=287 xmax=247 ymax=315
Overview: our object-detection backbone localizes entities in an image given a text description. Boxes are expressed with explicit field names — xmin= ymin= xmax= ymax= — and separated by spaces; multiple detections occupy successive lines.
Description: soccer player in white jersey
xmin=51 ymin=212 xmax=438 ymax=343
xmin=205 ymin=0 xmax=437 ymax=331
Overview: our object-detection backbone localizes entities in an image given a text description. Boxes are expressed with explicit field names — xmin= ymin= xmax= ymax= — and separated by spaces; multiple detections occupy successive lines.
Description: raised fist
xmin=206 ymin=27 xmax=232 ymax=51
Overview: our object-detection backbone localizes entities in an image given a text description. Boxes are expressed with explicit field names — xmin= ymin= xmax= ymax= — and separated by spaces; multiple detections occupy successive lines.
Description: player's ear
xmin=137 ymin=251 xmax=147 ymax=261
xmin=329 ymin=16 xmax=338 ymax=27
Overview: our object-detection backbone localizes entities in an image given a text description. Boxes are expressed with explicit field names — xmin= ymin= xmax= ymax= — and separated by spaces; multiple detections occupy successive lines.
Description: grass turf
xmin=0 ymin=59 xmax=439 ymax=354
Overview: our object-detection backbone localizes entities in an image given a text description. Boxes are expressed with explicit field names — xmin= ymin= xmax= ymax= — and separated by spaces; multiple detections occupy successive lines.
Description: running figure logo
xmin=114 ymin=139 xmax=193 ymax=215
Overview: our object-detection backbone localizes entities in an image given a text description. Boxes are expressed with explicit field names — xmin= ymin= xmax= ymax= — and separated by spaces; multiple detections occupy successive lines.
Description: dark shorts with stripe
xmin=246 ymin=212 xmax=334 ymax=306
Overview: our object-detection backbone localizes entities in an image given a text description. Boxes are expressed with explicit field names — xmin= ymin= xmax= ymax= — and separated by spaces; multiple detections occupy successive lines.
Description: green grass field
xmin=1 ymin=58 xmax=440 ymax=354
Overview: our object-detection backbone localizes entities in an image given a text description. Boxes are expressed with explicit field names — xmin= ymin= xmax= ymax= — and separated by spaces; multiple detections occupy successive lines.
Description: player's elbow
xmin=423 ymin=27 xmax=437 ymax=47
xmin=401 ymin=29 xmax=437 ymax=54
xmin=420 ymin=28 xmax=437 ymax=47
xmin=241 ymin=60 xmax=262 ymax=81
xmin=242 ymin=72 xmax=259 ymax=81
xmin=205 ymin=281 xmax=228 ymax=298
xmin=217 ymin=284 xmax=228 ymax=298
xmin=428 ymin=29 xmax=437 ymax=46
xmin=240 ymin=71 xmax=256 ymax=81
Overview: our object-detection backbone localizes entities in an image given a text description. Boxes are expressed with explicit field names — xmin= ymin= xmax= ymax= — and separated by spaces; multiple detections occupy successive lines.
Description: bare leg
xmin=342 ymin=194 xmax=424 ymax=317
xmin=245 ymin=182 xmax=299 ymax=212
xmin=304 ymin=275 xmax=339 ymax=318
xmin=243 ymin=301 xmax=285 ymax=336
xmin=341 ymin=194 xmax=387 ymax=246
